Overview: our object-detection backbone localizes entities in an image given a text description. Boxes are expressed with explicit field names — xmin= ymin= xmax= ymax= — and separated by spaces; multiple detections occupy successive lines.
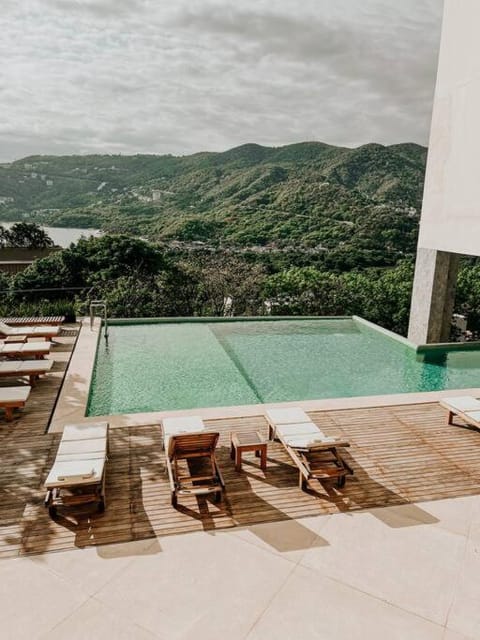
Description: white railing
xmin=89 ymin=300 xmax=108 ymax=338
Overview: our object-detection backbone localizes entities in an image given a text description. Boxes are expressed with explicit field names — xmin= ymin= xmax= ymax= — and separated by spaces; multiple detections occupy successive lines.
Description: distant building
xmin=0 ymin=247 xmax=60 ymax=274
xmin=152 ymin=190 xmax=162 ymax=201
xmin=45 ymin=180 xmax=53 ymax=186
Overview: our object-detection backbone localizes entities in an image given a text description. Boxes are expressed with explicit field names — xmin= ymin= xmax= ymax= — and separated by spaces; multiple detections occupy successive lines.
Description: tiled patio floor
xmin=2 ymin=326 xmax=480 ymax=638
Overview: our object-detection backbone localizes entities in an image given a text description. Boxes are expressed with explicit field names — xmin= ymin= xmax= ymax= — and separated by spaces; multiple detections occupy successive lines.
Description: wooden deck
xmin=2 ymin=331 xmax=480 ymax=557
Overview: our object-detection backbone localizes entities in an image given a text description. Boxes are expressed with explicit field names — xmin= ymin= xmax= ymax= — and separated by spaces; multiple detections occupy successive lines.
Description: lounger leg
xmin=235 ymin=448 xmax=242 ymax=472
xmin=4 ymin=407 xmax=13 ymax=422
xmin=260 ymin=447 xmax=267 ymax=471
xmin=299 ymin=473 xmax=307 ymax=491
xmin=447 ymin=410 xmax=454 ymax=425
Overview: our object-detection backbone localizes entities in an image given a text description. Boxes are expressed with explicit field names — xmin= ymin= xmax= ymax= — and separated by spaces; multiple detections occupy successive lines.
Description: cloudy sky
xmin=0 ymin=0 xmax=444 ymax=161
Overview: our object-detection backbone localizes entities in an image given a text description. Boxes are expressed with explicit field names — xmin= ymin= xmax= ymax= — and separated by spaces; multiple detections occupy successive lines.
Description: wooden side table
xmin=230 ymin=431 xmax=267 ymax=472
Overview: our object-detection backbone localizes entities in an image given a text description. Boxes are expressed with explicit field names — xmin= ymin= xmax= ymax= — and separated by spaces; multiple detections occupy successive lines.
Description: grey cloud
xmin=43 ymin=0 xmax=147 ymax=19
xmin=0 ymin=0 xmax=443 ymax=161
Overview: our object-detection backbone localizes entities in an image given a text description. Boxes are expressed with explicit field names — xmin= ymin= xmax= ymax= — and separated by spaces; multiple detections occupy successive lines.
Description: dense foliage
xmin=1 ymin=145 xmax=477 ymax=338
xmin=0 ymin=234 xmax=476 ymax=337
xmin=0 ymin=142 xmax=426 ymax=269
xmin=0 ymin=222 xmax=54 ymax=248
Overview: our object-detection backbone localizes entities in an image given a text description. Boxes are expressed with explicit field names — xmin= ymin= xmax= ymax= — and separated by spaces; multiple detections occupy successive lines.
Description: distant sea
xmin=0 ymin=222 xmax=101 ymax=248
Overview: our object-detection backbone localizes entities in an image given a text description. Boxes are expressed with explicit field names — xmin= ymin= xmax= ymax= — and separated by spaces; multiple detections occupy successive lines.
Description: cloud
xmin=0 ymin=0 xmax=443 ymax=161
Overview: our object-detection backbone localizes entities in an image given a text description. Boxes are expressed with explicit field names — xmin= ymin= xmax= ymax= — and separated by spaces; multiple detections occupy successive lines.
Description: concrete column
xmin=408 ymin=248 xmax=460 ymax=344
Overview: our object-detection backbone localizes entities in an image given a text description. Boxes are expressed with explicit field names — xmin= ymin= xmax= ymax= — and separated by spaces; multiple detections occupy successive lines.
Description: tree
xmin=182 ymin=254 xmax=267 ymax=315
xmin=5 ymin=222 xmax=54 ymax=248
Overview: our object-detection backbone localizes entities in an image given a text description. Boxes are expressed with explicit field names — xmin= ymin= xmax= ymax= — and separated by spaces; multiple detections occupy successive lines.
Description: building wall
xmin=417 ymin=0 xmax=480 ymax=257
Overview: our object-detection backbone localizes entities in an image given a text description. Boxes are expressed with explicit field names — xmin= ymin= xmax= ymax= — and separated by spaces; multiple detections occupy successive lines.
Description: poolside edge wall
xmin=49 ymin=316 xmax=102 ymax=432
xmin=104 ymin=315 xmax=352 ymax=325
xmin=352 ymin=316 xmax=417 ymax=350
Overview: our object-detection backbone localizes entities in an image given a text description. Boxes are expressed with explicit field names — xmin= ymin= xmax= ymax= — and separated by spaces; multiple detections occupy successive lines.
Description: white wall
xmin=418 ymin=0 xmax=480 ymax=257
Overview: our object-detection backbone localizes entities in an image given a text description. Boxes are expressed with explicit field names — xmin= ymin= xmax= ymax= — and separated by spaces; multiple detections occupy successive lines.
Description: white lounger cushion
xmin=282 ymin=434 xmax=337 ymax=449
xmin=265 ymin=407 xmax=310 ymax=425
xmin=57 ymin=439 xmax=106 ymax=456
xmin=440 ymin=396 xmax=480 ymax=412
xmin=0 ymin=342 xmax=51 ymax=355
xmin=0 ymin=321 xmax=60 ymax=335
xmin=45 ymin=422 xmax=109 ymax=488
xmin=462 ymin=410 xmax=480 ymax=424
xmin=162 ymin=416 xmax=205 ymax=444
xmin=275 ymin=421 xmax=336 ymax=448
xmin=276 ymin=422 xmax=324 ymax=437
xmin=0 ymin=386 xmax=30 ymax=403
xmin=45 ymin=458 xmax=104 ymax=487
xmin=0 ymin=360 xmax=53 ymax=374
xmin=62 ymin=422 xmax=109 ymax=441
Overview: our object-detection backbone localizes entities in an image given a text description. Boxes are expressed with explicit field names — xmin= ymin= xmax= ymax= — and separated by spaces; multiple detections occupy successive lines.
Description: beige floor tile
xmin=442 ymin=629 xmax=476 ymax=640
xmin=40 ymin=597 xmax=159 ymax=640
xmin=30 ymin=537 xmax=161 ymax=596
xmin=230 ymin=515 xmax=331 ymax=562
xmin=94 ymin=529 xmax=294 ymax=640
xmin=247 ymin=564 xmax=446 ymax=640
xmin=445 ymin=538 xmax=480 ymax=639
xmin=299 ymin=508 xmax=465 ymax=625
xmin=416 ymin=496 xmax=478 ymax=537
xmin=0 ymin=557 xmax=89 ymax=640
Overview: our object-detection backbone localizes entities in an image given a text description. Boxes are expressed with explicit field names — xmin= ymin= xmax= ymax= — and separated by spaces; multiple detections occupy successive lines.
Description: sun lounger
xmin=0 ymin=321 xmax=60 ymax=341
xmin=265 ymin=407 xmax=353 ymax=490
xmin=0 ymin=359 xmax=53 ymax=385
xmin=0 ymin=341 xmax=51 ymax=359
xmin=44 ymin=422 xmax=109 ymax=517
xmin=0 ymin=386 xmax=31 ymax=421
xmin=0 ymin=316 xmax=65 ymax=326
xmin=162 ymin=415 xmax=206 ymax=450
xmin=165 ymin=431 xmax=225 ymax=507
xmin=440 ymin=396 xmax=480 ymax=429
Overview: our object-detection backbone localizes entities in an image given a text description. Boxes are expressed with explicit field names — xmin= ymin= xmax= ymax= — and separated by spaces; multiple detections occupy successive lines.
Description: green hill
xmin=0 ymin=141 xmax=426 ymax=264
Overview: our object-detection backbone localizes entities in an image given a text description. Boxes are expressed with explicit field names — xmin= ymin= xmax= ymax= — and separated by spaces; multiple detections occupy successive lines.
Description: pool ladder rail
xmin=89 ymin=300 xmax=109 ymax=339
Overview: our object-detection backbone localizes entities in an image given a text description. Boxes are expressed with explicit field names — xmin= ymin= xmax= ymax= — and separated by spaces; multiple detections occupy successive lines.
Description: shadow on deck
xmin=2 ymin=399 xmax=480 ymax=558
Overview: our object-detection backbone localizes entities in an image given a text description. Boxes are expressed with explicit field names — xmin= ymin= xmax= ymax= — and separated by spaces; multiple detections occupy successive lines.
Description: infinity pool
xmin=87 ymin=318 xmax=480 ymax=415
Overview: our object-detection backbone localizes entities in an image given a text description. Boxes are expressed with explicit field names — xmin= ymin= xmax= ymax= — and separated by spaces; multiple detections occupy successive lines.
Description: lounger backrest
xmin=266 ymin=407 xmax=310 ymax=425
xmin=168 ymin=431 xmax=220 ymax=459
xmin=0 ymin=322 xmax=13 ymax=335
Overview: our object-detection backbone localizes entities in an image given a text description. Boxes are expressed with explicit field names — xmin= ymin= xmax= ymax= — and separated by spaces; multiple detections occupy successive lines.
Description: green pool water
xmin=86 ymin=318 xmax=480 ymax=415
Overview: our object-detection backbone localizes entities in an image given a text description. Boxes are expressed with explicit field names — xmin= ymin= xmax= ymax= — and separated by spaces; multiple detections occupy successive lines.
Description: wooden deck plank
xmin=2 ymin=328 xmax=480 ymax=557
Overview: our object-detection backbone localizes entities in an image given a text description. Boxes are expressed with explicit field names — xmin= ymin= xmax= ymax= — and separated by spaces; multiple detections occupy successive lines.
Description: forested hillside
xmin=0 ymin=141 xmax=426 ymax=267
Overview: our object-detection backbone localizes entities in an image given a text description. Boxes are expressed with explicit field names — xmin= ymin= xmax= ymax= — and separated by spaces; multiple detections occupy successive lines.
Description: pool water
xmin=87 ymin=318 xmax=480 ymax=415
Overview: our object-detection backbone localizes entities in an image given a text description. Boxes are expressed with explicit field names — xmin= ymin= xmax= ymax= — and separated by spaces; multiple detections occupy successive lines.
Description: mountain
xmin=0 ymin=141 xmax=426 ymax=264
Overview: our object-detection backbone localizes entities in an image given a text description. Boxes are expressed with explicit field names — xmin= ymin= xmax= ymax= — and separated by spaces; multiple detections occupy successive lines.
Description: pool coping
xmin=49 ymin=315 xmax=480 ymax=432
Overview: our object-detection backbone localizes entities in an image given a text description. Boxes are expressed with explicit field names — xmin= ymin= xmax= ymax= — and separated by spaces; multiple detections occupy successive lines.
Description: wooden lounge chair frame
xmin=267 ymin=420 xmax=353 ymax=491
xmin=44 ymin=423 xmax=109 ymax=518
xmin=440 ymin=397 xmax=480 ymax=430
xmin=45 ymin=472 xmax=107 ymax=518
xmin=0 ymin=316 xmax=65 ymax=326
xmin=0 ymin=386 xmax=30 ymax=422
xmin=165 ymin=432 xmax=225 ymax=507
xmin=0 ymin=341 xmax=50 ymax=359
xmin=0 ymin=321 xmax=60 ymax=341
xmin=0 ymin=360 xmax=52 ymax=386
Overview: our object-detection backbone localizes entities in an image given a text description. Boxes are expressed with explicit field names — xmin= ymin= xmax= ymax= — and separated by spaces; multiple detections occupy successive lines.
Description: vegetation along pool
xmin=87 ymin=318 xmax=480 ymax=415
